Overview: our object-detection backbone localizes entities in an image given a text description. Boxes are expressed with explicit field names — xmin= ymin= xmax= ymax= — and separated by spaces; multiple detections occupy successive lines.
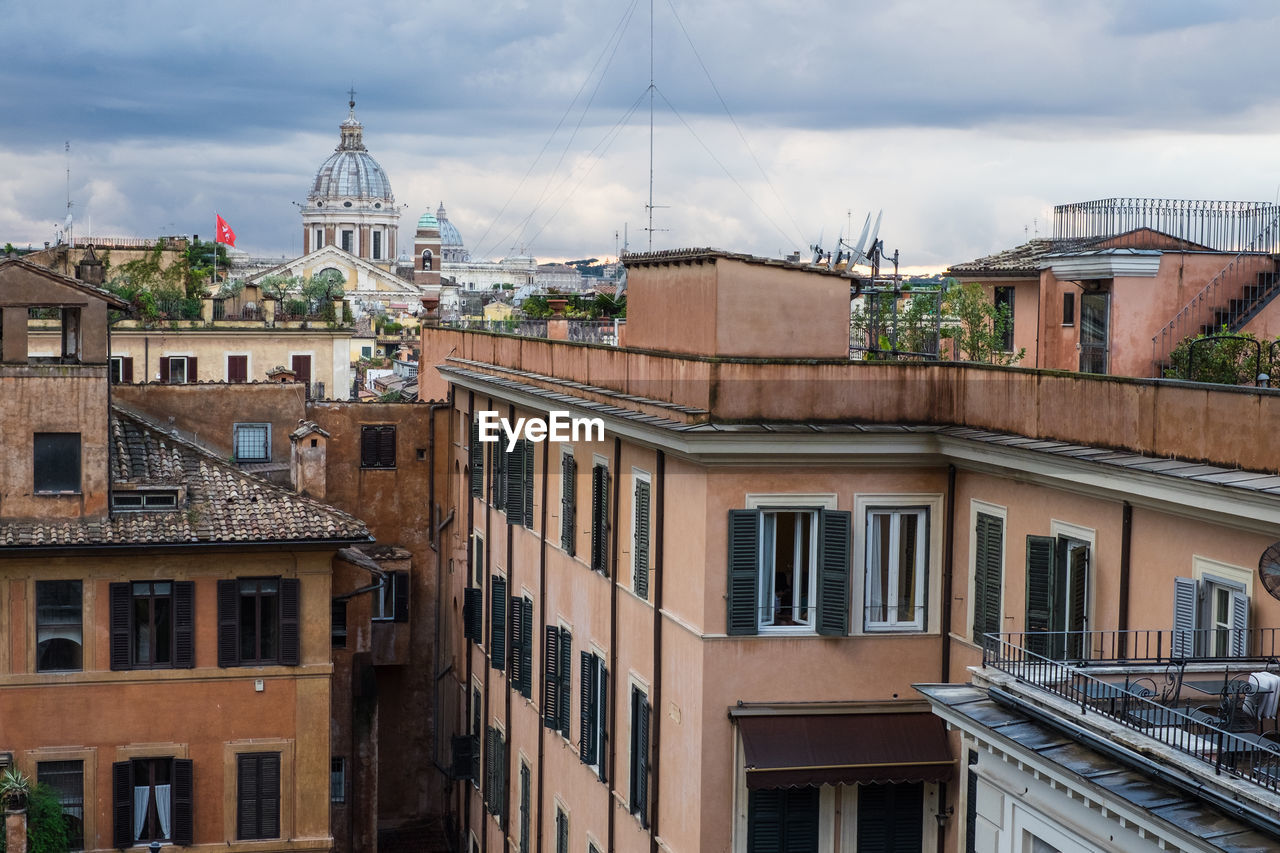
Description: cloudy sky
xmin=5 ymin=0 xmax=1280 ymax=272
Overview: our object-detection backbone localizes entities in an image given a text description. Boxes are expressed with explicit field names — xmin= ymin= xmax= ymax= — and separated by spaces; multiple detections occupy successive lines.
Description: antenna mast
xmin=644 ymin=0 xmax=668 ymax=249
xmin=65 ymin=141 xmax=74 ymax=248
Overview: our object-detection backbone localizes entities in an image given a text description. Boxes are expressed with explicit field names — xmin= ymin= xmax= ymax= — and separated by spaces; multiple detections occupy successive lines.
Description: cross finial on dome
xmin=347 ymin=86 xmax=357 ymax=116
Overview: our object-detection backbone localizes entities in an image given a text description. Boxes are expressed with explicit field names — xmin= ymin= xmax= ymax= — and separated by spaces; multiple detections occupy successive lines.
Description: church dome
xmin=308 ymin=100 xmax=394 ymax=203
xmin=417 ymin=211 xmax=439 ymax=230
xmin=437 ymin=203 xmax=464 ymax=247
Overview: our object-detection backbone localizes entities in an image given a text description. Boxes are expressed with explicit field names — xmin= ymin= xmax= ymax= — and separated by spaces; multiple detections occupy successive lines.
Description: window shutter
xmin=496 ymin=733 xmax=507 ymax=825
xmin=112 ymin=761 xmax=132 ymax=849
xmin=579 ymin=651 xmax=595 ymax=765
xmin=377 ymin=427 xmax=396 ymax=468
xmin=172 ymin=757 xmax=194 ymax=846
xmin=520 ymin=598 xmax=533 ymax=697
xmin=634 ymin=691 xmax=650 ymax=826
xmin=966 ymin=751 xmax=979 ymax=853
xmin=450 ymin=734 xmax=476 ymax=780
xmin=520 ymin=763 xmax=531 ymax=853
xmin=160 ymin=357 xmax=170 ymax=383
xmin=122 ymin=357 xmax=134 ymax=383
xmin=109 ymin=582 xmax=131 ymax=670
xmin=597 ymin=664 xmax=608 ymax=783
xmin=817 ymin=509 xmax=851 ymax=636
xmin=748 ymin=789 xmax=783 ymax=853
xmin=561 ymin=455 xmax=577 ymax=555
xmin=360 ymin=427 xmax=378 ymax=468
xmin=1024 ymin=535 xmax=1057 ymax=658
xmin=484 ymin=728 xmax=496 ymax=814
xmin=543 ymin=626 xmax=560 ymax=729
xmin=1230 ymin=590 xmax=1250 ymax=656
xmin=464 ymin=587 xmax=483 ymax=643
xmin=174 ymin=580 xmax=195 ymax=668
xmin=1171 ymin=577 xmax=1198 ymax=659
xmin=261 ymin=754 xmax=280 ymax=838
xmin=280 ymin=577 xmax=300 ymax=666
xmin=558 ymin=628 xmax=572 ymax=737
xmin=237 ymin=754 xmax=258 ymax=840
xmin=591 ymin=465 xmax=610 ymax=574
xmin=469 ymin=421 xmax=483 ymax=497
xmin=727 ymin=510 xmax=761 ymax=636
xmin=217 ymin=579 xmax=239 ymax=667
xmin=505 ymin=443 xmax=523 ymax=522
xmin=510 ymin=595 xmax=524 ymax=691
xmin=556 ymin=810 xmax=568 ymax=853
xmin=634 ymin=480 xmax=651 ymax=600
xmin=1065 ymin=543 xmax=1089 ymax=659
xmin=186 ymin=356 xmax=198 ymax=383
xmin=973 ymin=514 xmax=1004 ymax=645
xmin=491 ymin=576 xmax=507 ymax=672
xmin=393 ymin=571 xmax=409 ymax=623
xmin=523 ymin=440 xmax=535 ymax=529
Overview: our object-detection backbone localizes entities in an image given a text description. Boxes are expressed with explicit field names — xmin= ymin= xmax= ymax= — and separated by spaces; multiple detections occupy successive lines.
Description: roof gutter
xmin=0 ymin=535 xmax=373 ymax=557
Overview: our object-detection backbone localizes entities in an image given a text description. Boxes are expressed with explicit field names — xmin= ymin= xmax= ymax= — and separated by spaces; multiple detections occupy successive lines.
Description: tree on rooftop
xmin=1165 ymin=328 xmax=1275 ymax=385
xmin=942 ymin=281 xmax=1024 ymax=365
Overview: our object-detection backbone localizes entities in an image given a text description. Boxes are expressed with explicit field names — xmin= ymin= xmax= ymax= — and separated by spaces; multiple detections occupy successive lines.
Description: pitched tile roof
xmin=0 ymin=406 xmax=370 ymax=549
xmin=945 ymin=239 xmax=1065 ymax=276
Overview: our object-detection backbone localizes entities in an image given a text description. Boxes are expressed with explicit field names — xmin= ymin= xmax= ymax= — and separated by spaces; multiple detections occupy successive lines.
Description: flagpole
xmin=213 ymin=216 xmax=218 ymax=289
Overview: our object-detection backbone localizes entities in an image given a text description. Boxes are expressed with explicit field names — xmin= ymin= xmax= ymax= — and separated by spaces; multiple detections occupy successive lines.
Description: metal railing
xmin=1053 ymin=198 xmax=1280 ymax=253
xmin=567 ymin=319 xmax=617 ymax=345
xmin=983 ymin=631 xmax=1280 ymax=794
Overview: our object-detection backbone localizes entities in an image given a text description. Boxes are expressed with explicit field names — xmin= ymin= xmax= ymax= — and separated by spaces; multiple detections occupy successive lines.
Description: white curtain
xmin=155 ymin=784 xmax=172 ymax=840
xmin=132 ymin=786 xmax=149 ymax=841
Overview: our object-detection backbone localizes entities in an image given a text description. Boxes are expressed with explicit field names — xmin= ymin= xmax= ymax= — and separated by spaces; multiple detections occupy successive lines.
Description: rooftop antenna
xmin=64 ymin=141 xmax=74 ymax=248
xmin=643 ymin=0 xmax=668 ymax=250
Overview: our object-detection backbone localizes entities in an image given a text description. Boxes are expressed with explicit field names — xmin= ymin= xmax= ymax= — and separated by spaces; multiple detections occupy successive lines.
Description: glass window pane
xmin=240 ymin=594 xmax=258 ymax=660
xmin=260 ymin=592 xmax=279 ymax=660
xmin=153 ymin=597 xmax=172 ymax=664
xmin=898 ymin=513 xmax=919 ymax=622
xmin=36 ymin=580 xmax=82 ymax=672
xmin=134 ymin=596 xmax=151 ymax=663
xmin=38 ymin=760 xmax=84 ymax=851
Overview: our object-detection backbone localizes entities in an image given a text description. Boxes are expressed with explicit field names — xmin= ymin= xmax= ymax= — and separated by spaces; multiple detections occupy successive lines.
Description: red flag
xmin=216 ymin=214 xmax=236 ymax=247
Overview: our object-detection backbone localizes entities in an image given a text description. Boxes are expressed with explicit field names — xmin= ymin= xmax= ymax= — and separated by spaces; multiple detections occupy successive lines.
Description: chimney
xmin=289 ymin=421 xmax=330 ymax=500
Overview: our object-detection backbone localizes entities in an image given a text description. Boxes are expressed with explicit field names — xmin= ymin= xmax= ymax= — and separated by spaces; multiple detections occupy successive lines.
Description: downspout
xmin=648 ymin=451 xmax=665 ymax=853
xmin=502 ymin=403 xmax=517 ymax=846
xmin=536 ymin=438 xmax=550 ymax=853
xmin=479 ymin=401 xmax=500 ymax=853
xmin=462 ymin=391 xmax=476 ymax=853
xmin=606 ymin=436 xmax=622 ymax=853
xmin=940 ymin=464 xmax=956 ymax=683
xmin=429 ymin=389 xmax=456 ymax=781
xmin=1118 ymin=502 xmax=1133 ymax=658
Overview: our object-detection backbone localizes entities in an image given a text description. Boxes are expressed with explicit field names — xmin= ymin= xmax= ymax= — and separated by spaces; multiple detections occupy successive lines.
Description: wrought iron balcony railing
xmin=1053 ymin=198 xmax=1280 ymax=254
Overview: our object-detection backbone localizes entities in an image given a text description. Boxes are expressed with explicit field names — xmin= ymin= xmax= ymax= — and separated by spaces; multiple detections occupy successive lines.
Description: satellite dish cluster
xmin=810 ymin=211 xmax=883 ymax=273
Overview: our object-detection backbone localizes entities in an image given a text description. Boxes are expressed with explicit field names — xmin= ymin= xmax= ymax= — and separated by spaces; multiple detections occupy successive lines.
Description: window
xmin=468 ymin=419 xmax=484 ymax=498
xmin=504 ymin=439 xmax=534 ymax=528
xmin=471 ymin=531 xmax=485 ymax=587
xmin=463 ymin=586 xmax=483 ymax=644
xmin=36 ymin=580 xmax=82 ymax=672
xmin=971 ymin=510 xmax=1004 ymax=644
xmin=856 ymin=782 xmax=923 ymax=853
xmin=234 ymin=423 xmax=270 ymax=462
xmin=110 ymin=356 xmax=134 ymax=384
xmin=1025 ymin=534 xmax=1090 ymax=660
xmin=314 ymin=228 xmax=324 ymax=251
xmin=993 ymin=286 xmax=1015 ymax=352
xmin=590 ymin=463 xmax=610 ymax=574
xmin=519 ymin=762 xmax=531 ymax=853
xmin=422 ymin=249 xmax=433 ymax=271
xmin=373 ymin=571 xmax=409 ymax=622
xmin=484 ymin=727 xmax=506 ymax=822
xmin=579 ymin=651 xmax=607 ymax=780
xmin=372 ymin=231 xmax=382 ymax=260
xmin=1062 ymin=291 xmax=1075 ymax=327
xmin=726 ymin=507 xmax=850 ymax=636
xmin=161 ymin=355 xmax=195 ymax=384
xmin=490 ymin=575 xmax=507 ymax=671
xmin=342 ymin=230 xmax=354 ymax=253
xmin=361 ymin=425 xmax=396 ymax=469
xmin=865 ymin=507 xmax=928 ymax=632
xmin=560 ymin=451 xmax=577 ymax=555
xmin=489 ymin=442 xmax=507 ymax=510
xmin=555 ymin=807 xmax=568 ymax=853
xmin=109 ymin=581 xmax=195 ymax=669
xmin=112 ymin=757 xmax=193 ymax=846
xmin=112 ymin=490 xmax=178 ymax=511
xmin=632 ymin=475 xmax=651 ymax=599
xmin=471 ymin=685 xmax=483 ymax=788
xmin=747 ymin=787 xmax=818 ymax=852
xmin=543 ymin=626 xmax=572 ymax=738
xmin=331 ymin=757 xmax=346 ymax=803
xmin=629 ymin=686 xmax=650 ymax=825
xmin=290 ymin=354 xmax=312 ymax=391
xmin=34 ymin=432 xmax=80 ymax=493
xmin=228 ymin=355 xmax=248 ymax=383
xmin=361 ymin=345 xmax=372 ymax=359
xmin=236 ymin=752 xmax=281 ymax=840
xmin=38 ymin=760 xmax=84 ymax=850
xmin=216 ymin=577 xmax=300 ymax=667
xmin=510 ymin=595 xmax=533 ymax=698
xmin=332 ymin=599 xmax=348 ymax=648
xmin=1174 ymin=571 xmax=1250 ymax=657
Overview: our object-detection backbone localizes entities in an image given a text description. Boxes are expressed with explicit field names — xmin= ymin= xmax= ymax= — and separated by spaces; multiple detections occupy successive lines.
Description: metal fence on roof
xmin=1053 ymin=198 xmax=1280 ymax=253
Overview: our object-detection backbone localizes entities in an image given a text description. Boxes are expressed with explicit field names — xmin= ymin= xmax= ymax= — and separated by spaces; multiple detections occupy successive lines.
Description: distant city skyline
xmin=4 ymin=0 xmax=1280 ymax=273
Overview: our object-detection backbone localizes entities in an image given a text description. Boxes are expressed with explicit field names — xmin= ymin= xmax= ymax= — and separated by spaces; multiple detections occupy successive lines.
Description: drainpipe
xmin=940 ymin=464 xmax=956 ymax=683
xmin=648 ymin=451 xmax=665 ymax=853
xmin=502 ymin=403 xmax=517 ymax=845
xmin=1118 ymin=502 xmax=1132 ymax=657
xmin=461 ymin=391 xmax=476 ymax=853
xmin=536 ymin=439 xmax=550 ymax=853
xmin=429 ymin=389 xmax=455 ymax=784
xmin=607 ymin=436 xmax=621 ymax=853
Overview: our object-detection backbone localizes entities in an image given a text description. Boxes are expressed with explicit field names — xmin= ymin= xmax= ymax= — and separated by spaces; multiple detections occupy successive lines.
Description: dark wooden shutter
xmin=543 ymin=626 xmax=560 ymax=729
xmin=561 ymin=455 xmax=577 ymax=555
xmin=855 ymin=783 xmax=922 ymax=853
xmin=556 ymin=809 xmax=568 ymax=853
xmin=506 ymin=442 xmax=525 ymax=524
xmin=261 ymin=754 xmax=280 ymax=838
xmin=237 ymin=754 xmax=258 ymax=840
xmin=464 ymin=587 xmax=483 ymax=643
xmin=558 ymin=628 xmax=572 ymax=737
xmin=360 ymin=427 xmax=377 ymax=468
xmin=217 ymin=578 xmax=240 ymax=667
xmin=510 ymin=594 xmax=524 ymax=690
xmin=228 ymin=355 xmax=248 ymax=383
xmin=634 ymin=480 xmax=651 ymax=599
xmin=121 ymin=357 xmax=134 ymax=383
xmin=392 ymin=571 xmax=409 ymax=623
xmin=491 ymin=576 xmax=507 ymax=672
xmin=1065 ymin=543 xmax=1089 ymax=659
xmin=279 ymin=577 xmax=300 ymax=666
xmin=112 ymin=761 xmax=132 ymax=848
xmin=727 ymin=510 xmax=761 ymax=636
xmin=523 ymin=440 xmax=535 ymax=529
xmin=451 ymin=734 xmax=476 ymax=780
xmin=817 ymin=509 xmax=851 ymax=636
xmin=749 ymin=787 xmax=819 ymax=853
xmin=160 ymin=357 xmax=170 ymax=383
xmin=377 ymin=426 xmax=396 ymax=468
xmin=520 ymin=598 xmax=534 ymax=697
xmin=632 ymin=689 xmax=650 ymax=826
xmin=174 ymin=580 xmax=195 ymax=668
xmin=591 ymin=465 xmax=610 ymax=574
xmin=186 ymin=356 xmax=198 ymax=383
xmin=973 ymin=513 xmax=1004 ymax=645
xmin=1024 ymin=535 xmax=1057 ymax=659
xmin=966 ymin=750 xmax=978 ymax=853
xmin=109 ymin=582 xmax=132 ymax=670
xmin=469 ymin=420 xmax=483 ymax=497
xmin=172 ymin=757 xmax=194 ymax=846
xmin=291 ymin=354 xmax=311 ymax=387
xmin=580 ymin=652 xmax=596 ymax=765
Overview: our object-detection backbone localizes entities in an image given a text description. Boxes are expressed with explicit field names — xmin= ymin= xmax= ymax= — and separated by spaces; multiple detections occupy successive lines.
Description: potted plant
xmin=1 ymin=765 xmax=30 ymax=811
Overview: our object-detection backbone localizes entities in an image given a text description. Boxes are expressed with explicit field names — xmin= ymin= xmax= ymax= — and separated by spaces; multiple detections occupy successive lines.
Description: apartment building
xmin=423 ymin=248 xmax=1280 ymax=853
xmin=0 ymin=257 xmax=371 ymax=852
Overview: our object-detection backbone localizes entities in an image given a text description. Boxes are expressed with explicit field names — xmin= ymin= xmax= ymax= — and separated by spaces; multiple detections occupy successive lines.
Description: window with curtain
xmin=864 ymin=507 xmax=928 ymax=632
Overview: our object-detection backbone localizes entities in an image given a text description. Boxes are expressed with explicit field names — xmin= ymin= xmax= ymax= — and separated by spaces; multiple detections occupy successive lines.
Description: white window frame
xmin=967 ymin=500 xmax=1007 ymax=645
xmin=854 ymin=494 xmax=944 ymax=635
xmin=745 ymin=493 xmax=837 ymax=636
xmin=631 ymin=468 xmax=652 ymax=600
xmin=233 ymin=422 xmax=271 ymax=462
xmin=864 ymin=506 xmax=929 ymax=632
xmin=1193 ymin=556 xmax=1252 ymax=657
xmin=1050 ymin=519 xmax=1096 ymax=635
xmin=109 ymin=355 xmax=128 ymax=384
xmin=165 ymin=355 xmax=190 ymax=384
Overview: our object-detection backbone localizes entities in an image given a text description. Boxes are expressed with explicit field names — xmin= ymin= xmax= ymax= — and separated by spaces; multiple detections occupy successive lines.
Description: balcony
xmin=978 ymin=630 xmax=1280 ymax=816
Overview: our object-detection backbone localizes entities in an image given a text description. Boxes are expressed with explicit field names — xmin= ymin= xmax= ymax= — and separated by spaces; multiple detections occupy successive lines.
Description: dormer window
xmin=112 ymin=490 xmax=179 ymax=511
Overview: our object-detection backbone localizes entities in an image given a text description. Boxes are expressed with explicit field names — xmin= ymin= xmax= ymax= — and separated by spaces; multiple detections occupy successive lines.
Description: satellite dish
xmin=1259 ymin=542 xmax=1280 ymax=601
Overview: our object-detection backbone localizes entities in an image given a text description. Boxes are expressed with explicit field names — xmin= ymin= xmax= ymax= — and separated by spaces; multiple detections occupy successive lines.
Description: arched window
xmin=421 ymin=249 xmax=434 ymax=271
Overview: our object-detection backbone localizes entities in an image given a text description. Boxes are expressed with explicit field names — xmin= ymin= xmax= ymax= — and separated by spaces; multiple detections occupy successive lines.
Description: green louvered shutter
xmin=1171 ymin=576 xmax=1198 ymax=658
xmin=817 ymin=509 xmax=851 ymax=636
xmin=469 ymin=420 xmax=483 ymax=497
xmin=634 ymin=480 xmax=651 ymax=600
xmin=523 ymin=439 xmax=535 ymax=529
xmin=561 ymin=455 xmax=577 ymax=555
xmin=727 ymin=510 xmax=761 ymax=635
xmin=579 ymin=651 xmax=596 ymax=765
xmin=520 ymin=598 xmax=533 ymax=697
xmin=591 ymin=464 xmax=610 ymax=574
xmin=1065 ymin=543 xmax=1089 ymax=659
xmin=1025 ymin=535 xmax=1057 ymax=659
xmin=463 ymin=587 xmax=483 ymax=643
xmin=491 ymin=576 xmax=507 ymax=671
xmin=506 ymin=442 xmax=525 ymax=525
xmin=509 ymin=594 xmax=523 ymax=689
xmin=558 ymin=628 xmax=572 ymax=737
xmin=543 ymin=626 xmax=560 ymax=729
xmin=973 ymin=513 xmax=1004 ymax=645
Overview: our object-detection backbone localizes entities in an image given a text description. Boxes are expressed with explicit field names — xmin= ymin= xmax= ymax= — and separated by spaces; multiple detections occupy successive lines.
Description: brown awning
xmin=737 ymin=713 xmax=955 ymax=789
